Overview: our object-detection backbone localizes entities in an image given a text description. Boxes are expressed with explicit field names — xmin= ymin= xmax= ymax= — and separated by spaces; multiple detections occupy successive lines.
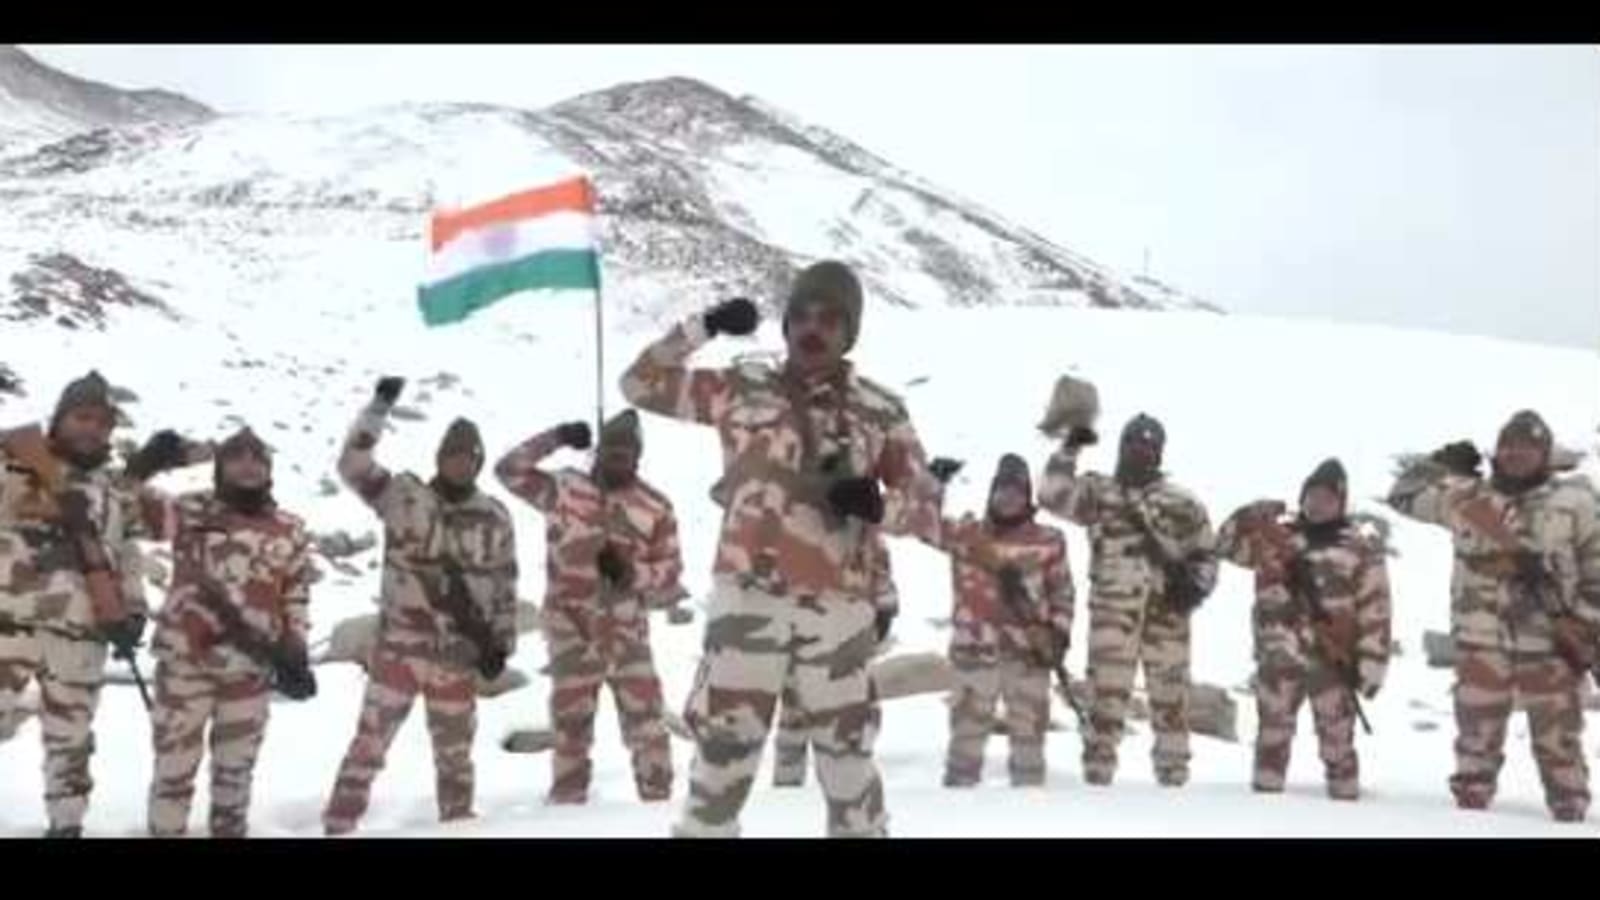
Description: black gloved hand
xmin=703 ymin=298 xmax=759 ymax=338
xmin=826 ymin=476 xmax=884 ymax=524
xmin=874 ymin=609 xmax=896 ymax=644
xmin=477 ymin=644 xmax=509 ymax=682
xmin=1431 ymin=440 xmax=1482 ymax=479
xmin=126 ymin=430 xmax=188 ymax=481
xmin=555 ymin=421 xmax=592 ymax=450
xmin=374 ymin=376 xmax=405 ymax=407
xmin=928 ymin=457 xmax=965 ymax=485
xmin=1164 ymin=564 xmax=1204 ymax=613
xmin=596 ymin=544 xmax=634 ymax=588
xmin=270 ymin=639 xmax=317 ymax=701
xmin=103 ymin=615 xmax=145 ymax=659
xmin=1360 ymin=679 xmax=1380 ymax=701
xmin=1064 ymin=426 xmax=1099 ymax=449
xmin=1050 ymin=628 xmax=1070 ymax=668
xmin=996 ymin=564 xmax=1027 ymax=604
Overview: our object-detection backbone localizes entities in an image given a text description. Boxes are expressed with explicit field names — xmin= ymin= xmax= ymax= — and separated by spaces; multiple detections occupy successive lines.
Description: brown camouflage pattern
xmin=321 ymin=402 xmax=518 ymax=833
xmin=1037 ymin=442 xmax=1217 ymax=786
xmin=494 ymin=427 xmax=685 ymax=802
xmin=619 ymin=315 xmax=942 ymax=600
xmin=147 ymin=660 xmax=271 ymax=837
xmin=1217 ymin=503 xmax=1392 ymax=797
xmin=0 ymin=430 xmax=149 ymax=831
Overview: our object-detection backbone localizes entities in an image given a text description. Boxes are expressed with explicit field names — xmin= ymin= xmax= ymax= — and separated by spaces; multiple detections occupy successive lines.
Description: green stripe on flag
xmin=418 ymin=249 xmax=600 ymax=326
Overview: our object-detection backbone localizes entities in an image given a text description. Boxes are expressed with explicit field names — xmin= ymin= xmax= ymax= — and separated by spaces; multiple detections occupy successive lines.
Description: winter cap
xmin=784 ymin=260 xmax=864 ymax=351
xmin=436 ymin=418 xmax=485 ymax=470
xmin=598 ymin=409 xmax=642 ymax=454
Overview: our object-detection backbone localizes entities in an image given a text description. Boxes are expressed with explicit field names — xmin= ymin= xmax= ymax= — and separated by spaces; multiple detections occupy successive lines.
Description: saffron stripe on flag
xmin=424 ymin=210 xmax=597 ymax=287
xmin=430 ymin=178 xmax=596 ymax=252
xmin=417 ymin=248 xmax=600 ymax=326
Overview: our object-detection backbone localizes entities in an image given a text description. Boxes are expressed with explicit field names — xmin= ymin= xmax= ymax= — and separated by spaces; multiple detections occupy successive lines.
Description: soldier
xmin=0 ymin=371 xmax=150 ymax=838
xmin=494 ymin=409 xmax=685 ymax=805
xmin=773 ymin=533 xmax=895 ymax=788
xmin=1216 ymin=458 xmax=1392 ymax=800
xmin=927 ymin=454 xmax=1074 ymax=788
xmin=322 ymin=377 xmax=519 ymax=836
xmin=127 ymin=427 xmax=319 ymax=837
xmin=1387 ymin=410 xmax=1600 ymax=822
xmin=620 ymin=260 xmax=940 ymax=838
xmin=1038 ymin=412 xmax=1217 ymax=787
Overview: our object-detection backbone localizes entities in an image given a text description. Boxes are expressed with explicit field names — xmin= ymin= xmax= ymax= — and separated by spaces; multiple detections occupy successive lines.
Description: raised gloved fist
xmin=928 ymin=457 xmax=965 ymax=485
xmin=127 ymin=430 xmax=189 ymax=480
xmin=374 ymin=376 xmax=406 ymax=407
xmin=1430 ymin=440 xmax=1482 ymax=479
xmin=1064 ymin=426 xmax=1099 ymax=449
xmin=703 ymin=298 xmax=760 ymax=338
xmin=826 ymin=477 xmax=884 ymax=524
xmin=556 ymin=421 xmax=592 ymax=450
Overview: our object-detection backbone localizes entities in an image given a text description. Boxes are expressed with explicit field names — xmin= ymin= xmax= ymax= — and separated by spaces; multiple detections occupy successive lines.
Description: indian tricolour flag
xmin=418 ymin=175 xmax=601 ymax=327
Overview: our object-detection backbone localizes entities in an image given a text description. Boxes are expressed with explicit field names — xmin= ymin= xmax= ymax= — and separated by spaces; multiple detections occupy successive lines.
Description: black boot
xmin=44 ymin=825 xmax=83 ymax=839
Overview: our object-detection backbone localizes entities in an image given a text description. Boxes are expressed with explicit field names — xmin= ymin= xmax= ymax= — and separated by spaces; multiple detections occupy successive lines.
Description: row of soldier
xmin=2 ymin=259 xmax=1597 ymax=837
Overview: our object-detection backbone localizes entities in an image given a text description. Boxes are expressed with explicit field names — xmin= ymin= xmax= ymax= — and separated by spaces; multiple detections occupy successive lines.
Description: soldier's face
xmin=1301 ymin=485 xmax=1343 ymax=524
xmin=55 ymin=406 xmax=114 ymax=457
xmin=1496 ymin=437 xmax=1546 ymax=479
xmin=220 ymin=451 xmax=270 ymax=489
xmin=1120 ymin=439 xmax=1159 ymax=470
xmin=989 ymin=482 xmax=1029 ymax=519
xmin=596 ymin=442 xmax=639 ymax=486
xmin=785 ymin=302 xmax=848 ymax=372
xmin=438 ymin=451 xmax=479 ymax=485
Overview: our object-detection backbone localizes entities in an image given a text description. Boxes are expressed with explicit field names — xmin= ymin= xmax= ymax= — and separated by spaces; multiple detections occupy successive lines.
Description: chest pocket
xmin=427 ymin=505 xmax=501 ymax=571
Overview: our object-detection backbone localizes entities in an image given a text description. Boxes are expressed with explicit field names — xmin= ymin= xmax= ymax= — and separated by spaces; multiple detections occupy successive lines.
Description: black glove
xmin=374 ymin=376 xmax=405 ymax=407
xmin=928 ymin=457 xmax=964 ymax=485
xmin=596 ymin=544 xmax=634 ymax=588
xmin=555 ymin=421 xmax=592 ymax=450
xmin=126 ymin=430 xmax=188 ymax=480
xmin=874 ymin=609 xmax=896 ymax=644
xmin=1431 ymin=440 xmax=1482 ymax=478
xmin=1064 ymin=426 xmax=1099 ymax=449
xmin=703 ymin=298 xmax=759 ymax=338
xmin=103 ymin=615 xmax=145 ymax=658
xmin=996 ymin=564 xmax=1027 ymax=604
xmin=270 ymin=639 xmax=317 ymax=701
xmin=477 ymin=644 xmax=509 ymax=682
xmin=1360 ymin=680 xmax=1380 ymax=701
xmin=1165 ymin=563 xmax=1204 ymax=613
xmin=826 ymin=477 xmax=884 ymax=524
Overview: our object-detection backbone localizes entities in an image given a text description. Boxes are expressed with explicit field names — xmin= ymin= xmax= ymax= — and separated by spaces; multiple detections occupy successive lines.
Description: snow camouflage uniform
xmin=0 ymin=372 xmax=150 ymax=836
xmin=1038 ymin=414 xmax=1217 ymax=787
xmin=1388 ymin=410 xmax=1600 ymax=821
xmin=135 ymin=428 xmax=317 ymax=837
xmin=621 ymin=261 xmax=941 ymax=837
xmin=773 ymin=531 xmax=895 ymax=788
xmin=931 ymin=455 xmax=1073 ymax=787
xmin=494 ymin=411 xmax=686 ymax=804
xmin=323 ymin=403 xmax=519 ymax=834
xmin=1216 ymin=459 xmax=1391 ymax=800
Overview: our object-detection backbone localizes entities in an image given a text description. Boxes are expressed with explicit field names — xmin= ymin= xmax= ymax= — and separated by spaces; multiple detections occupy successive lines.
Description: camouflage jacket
xmin=1217 ymin=504 xmax=1392 ymax=688
xmin=932 ymin=512 xmax=1074 ymax=655
xmin=494 ymin=427 xmax=687 ymax=628
xmin=0 ymin=431 xmax=149 ymax=636
xmin=1388 ymin=460 xmax=1600 ymax=653
xmin=339 ymin=402 xmax=519 ymax=663
xmin=1038 ymin=444 xmax=1217 ymax=615
xmin=138 ymin=488 xmax=315 ymax=675
xmin=620 ymin=316 xmax=941 ymax=601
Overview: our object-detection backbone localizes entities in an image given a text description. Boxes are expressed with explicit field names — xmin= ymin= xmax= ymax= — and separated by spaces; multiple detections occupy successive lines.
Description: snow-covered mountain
xmin=2 ymin=49 xmax=1598 ymax=839
xmin=0 ymin=46 xmax=212 ymax=151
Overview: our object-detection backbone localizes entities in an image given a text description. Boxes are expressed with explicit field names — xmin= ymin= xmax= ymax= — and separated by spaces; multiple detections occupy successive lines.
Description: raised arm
xmin=494 ymin=422 xmax=591 ymax=513
xmin=1038 ymin=437 xmax=1103 ymax=526
xmin=620 ymin=301 xmax=755 ymax=425
xmin=338 ymin=378 xmax=406 ymax=516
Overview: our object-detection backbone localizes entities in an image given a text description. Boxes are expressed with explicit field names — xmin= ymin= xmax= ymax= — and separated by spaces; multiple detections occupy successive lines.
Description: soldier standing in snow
xmin=1038 ymin=412 xmax=1217 ymax=788
xmin=621 ymin=260 xmax=942 ymax=837
xmin=1216 ymin=458 xmax=1391 ymax=800
xmin=1388 ymin=411 xmax=1600 ymax=822
xmin=0 ymin=372 xmax=150 ymax=838
xmin=923 ymin=454 xmax=1074 ymax=788
xmin=494 ymin=409 xmax=686 ymax=805
xmin=321 ymin=377 xmax=519 ymax=835
xmin=128 ymin=427 xmax=319 ymax=837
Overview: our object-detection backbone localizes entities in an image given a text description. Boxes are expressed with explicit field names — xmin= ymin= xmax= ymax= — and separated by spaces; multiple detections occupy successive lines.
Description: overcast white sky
xmin=23 ymin=44 xmax=1600 ymax=350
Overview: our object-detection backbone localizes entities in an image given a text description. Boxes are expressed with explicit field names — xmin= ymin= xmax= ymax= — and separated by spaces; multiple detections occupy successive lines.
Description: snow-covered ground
xmin=2 ymin=297 xmax=1597 ymax=838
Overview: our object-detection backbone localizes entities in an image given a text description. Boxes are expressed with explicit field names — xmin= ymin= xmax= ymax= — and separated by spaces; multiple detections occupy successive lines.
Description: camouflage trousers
xmin=0 ymin=629 xmax=107 ymax=830
xmin=772 ymin=668 xmax=810 ymax=787
xmin=944 ymin=639 xmax=1050 ymax=787
xmin=1252 ymin=658 xmax=1358 ymax=799
xmin=323 ymin=643 xmax=477 ymax=834
xmin=675 ymin=576 xmax=886 ymax=838
xmin=1083 ymin=599 xmax=1190 ymax=786
xmin=147 ymin=660 xmax=271 ymax=837
xmin=1450 ymin=645 xmax=1588 ymax=820
xmin=543 ymin=603 xmax=672 ymax=803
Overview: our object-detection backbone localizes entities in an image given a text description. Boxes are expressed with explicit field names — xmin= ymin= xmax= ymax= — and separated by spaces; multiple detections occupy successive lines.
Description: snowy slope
xmin=0 ymin=46 xmax=211 ymax=152
xmin=1 ymin=296 xmax=1597 ymax=838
